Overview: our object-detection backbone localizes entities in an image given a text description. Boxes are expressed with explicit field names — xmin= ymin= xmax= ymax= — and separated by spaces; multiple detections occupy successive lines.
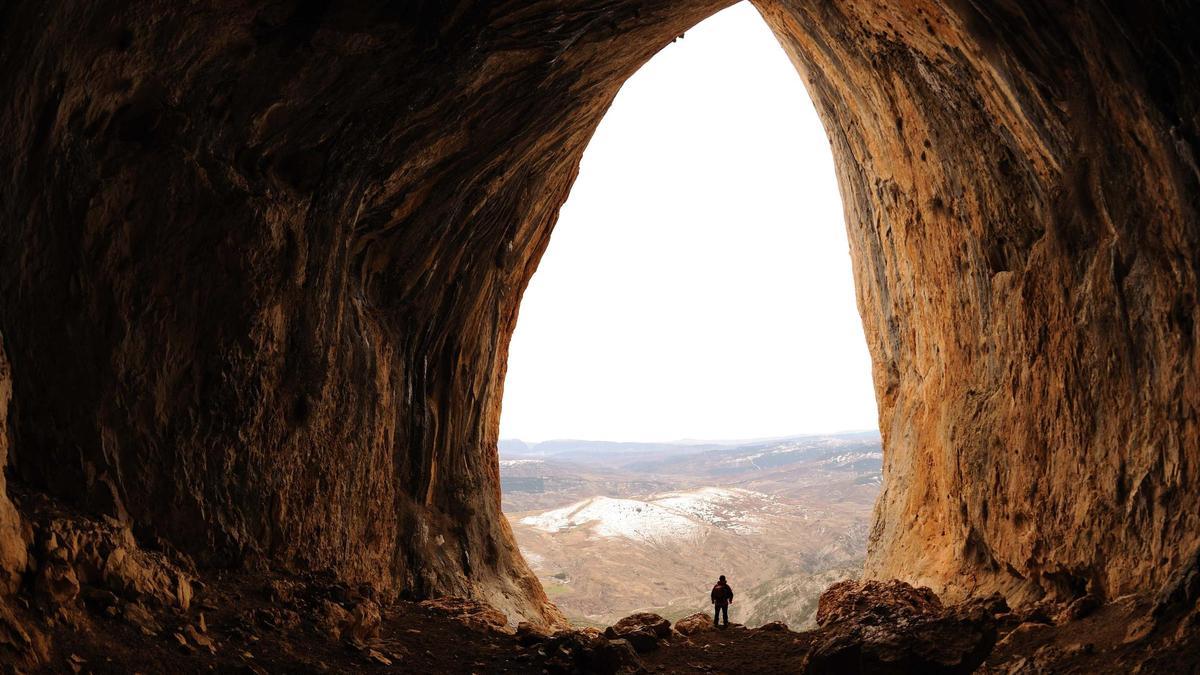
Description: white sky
xmin=499 ymin=2 xmax=878 ymax=443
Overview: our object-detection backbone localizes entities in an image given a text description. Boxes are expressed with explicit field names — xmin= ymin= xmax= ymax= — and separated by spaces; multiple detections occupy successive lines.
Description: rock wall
xmin=755 ymin=0 xmax=1200 ymax=602
xmin=0 ymin=0 xmax=730 ymax=625
xmin=0 ymin=336 xmax=28 ymax=594
xmin=0 ymin=0 xmax=1196 ymax=623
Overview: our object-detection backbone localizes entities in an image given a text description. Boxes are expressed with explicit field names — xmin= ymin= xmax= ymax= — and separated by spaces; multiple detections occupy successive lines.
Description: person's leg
xmin=713 ymin=605 xmax=719 ymax=625
xmin=723 ymin=605 xmax=729 ymax=625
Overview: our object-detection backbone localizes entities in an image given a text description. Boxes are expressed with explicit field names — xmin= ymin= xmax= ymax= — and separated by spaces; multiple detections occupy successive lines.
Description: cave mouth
xmin=497 ymin=3 xmax=882 ymax=628
xmin=0 ymin=0 xmax=1196 ymax=646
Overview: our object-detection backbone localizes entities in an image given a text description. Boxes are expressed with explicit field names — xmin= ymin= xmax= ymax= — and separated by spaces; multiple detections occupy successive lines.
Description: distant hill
xmin=499 ymin=431 xmax=880 ymax=467
xmin=501 ymin=432 xmax=881 ymax=627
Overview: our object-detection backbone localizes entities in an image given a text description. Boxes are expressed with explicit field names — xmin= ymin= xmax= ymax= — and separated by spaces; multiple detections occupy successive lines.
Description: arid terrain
xmin=502 ymin=433 xmax=880 ymax=627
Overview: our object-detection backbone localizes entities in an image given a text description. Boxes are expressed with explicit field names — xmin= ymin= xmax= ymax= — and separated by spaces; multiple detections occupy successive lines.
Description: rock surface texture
xmin=0 ymin=338 xmax=27 ymax=594
xmin=0 ymin=0 xmax=1198 ymax=626
xmin=805 ymin=579 xmax=998 ymax=674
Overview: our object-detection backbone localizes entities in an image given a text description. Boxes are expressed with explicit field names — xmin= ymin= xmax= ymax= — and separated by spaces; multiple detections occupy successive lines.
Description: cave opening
xmin=497 ymin=3 xmax=882 ymax=629
xmin=1 ymin=0 xmax=1198 ymax=668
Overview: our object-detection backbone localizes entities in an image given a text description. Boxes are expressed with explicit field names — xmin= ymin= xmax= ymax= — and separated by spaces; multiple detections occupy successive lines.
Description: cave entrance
xmin=497 ymin=3 xmax=882 ymax=629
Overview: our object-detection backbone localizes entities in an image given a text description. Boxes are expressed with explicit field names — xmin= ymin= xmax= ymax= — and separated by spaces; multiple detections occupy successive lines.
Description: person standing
xmin=711 ymin=575 xmax=733 ymax=627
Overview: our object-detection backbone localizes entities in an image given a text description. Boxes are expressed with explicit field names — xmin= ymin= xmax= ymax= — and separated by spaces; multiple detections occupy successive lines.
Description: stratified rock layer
xmin=0 ymin=0 xmax=1197 ymax=623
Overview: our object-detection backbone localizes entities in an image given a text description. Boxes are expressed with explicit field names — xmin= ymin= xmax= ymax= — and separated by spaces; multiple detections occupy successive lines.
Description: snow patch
xmin=520 ymin=497 xmax=702 ymax=542
xmin=518 ymin=486 xmax=784 ymax=541
xmin=652 ymin=487 xmax=766 ymax=534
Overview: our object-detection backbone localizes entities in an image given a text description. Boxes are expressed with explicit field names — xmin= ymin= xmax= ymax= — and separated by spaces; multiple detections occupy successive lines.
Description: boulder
xmin=346 ymin=600 xmax=382 ymax=642
xmin=673 ymin=612 xmax=716 ymax=636
xmin=803 ymin=580 xmax=997 ymax=675
xmin=539 ymin=629 xmax=644 ymax=674
xmin=316 ymin=600 xmax=353 ymax=641
xmin=35 ymin=557 xmax=80 ymax=605
xmin=815 ymin=579 xmax=942 ymax=628
xmin=606 ymin=626 xmax=658 ymax=653
xmin=26 ymin=511 xmax=192 ymax=612
xmin=610 ymin=612 xmax=671 ymax=639
xmin=605 ymin=612 xmax=671 ymax=652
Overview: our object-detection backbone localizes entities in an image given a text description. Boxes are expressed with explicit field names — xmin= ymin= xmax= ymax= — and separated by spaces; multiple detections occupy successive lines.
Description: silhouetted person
xmin=711 ymin=575 xmax=733 ymax=627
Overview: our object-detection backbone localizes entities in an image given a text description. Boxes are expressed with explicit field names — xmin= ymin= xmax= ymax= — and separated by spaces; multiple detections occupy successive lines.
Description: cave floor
xmin=13 ymin=568 xmax=1199 ymax=674
xmin=3 ymin=486 xmax=1197 ymax=674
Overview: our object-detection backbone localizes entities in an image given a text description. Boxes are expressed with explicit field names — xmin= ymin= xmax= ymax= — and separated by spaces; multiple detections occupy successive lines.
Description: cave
xmin=0 ymin=0 xmax=1198 ymax=670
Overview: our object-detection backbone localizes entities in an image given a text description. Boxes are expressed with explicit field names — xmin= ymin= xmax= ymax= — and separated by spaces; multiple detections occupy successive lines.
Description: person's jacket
xmin=711 ymin=582 xmax=733 ymax=606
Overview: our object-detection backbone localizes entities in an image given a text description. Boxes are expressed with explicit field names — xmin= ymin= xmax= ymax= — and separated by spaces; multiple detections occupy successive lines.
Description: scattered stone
xmin=254 ymin=607 xmax=301 ymax=631
xmin=1012 ymin=601 xmax=1054 ymax=626
xmin=366 ymin=648 xmax=392 ymax=665
xmin=419 ymin=596 xmax=513 ymax=634
xmin=29 ymin=514 xmax=192 ymax=612
xmin=81 ymin=587 xmax=119 ymax=612
xmin=185 ymin=624 xmax=216 ymax=654
xmin=0 ymin=601 xmax=49 ymax=670
xmin=346 ymin=599 xmax=382 ymax=642
xmin=35 ymin=556 xmax=80 ymax=604
xmin=317 ymin=599 xmax=353 ymax=641
xmin=264 ymin=579 xmax=295 ymax=605
xmin=1063 ymin=642 xmax=1094 ymax=656
xmin=122 ymin=601 xmax=161 ymax=636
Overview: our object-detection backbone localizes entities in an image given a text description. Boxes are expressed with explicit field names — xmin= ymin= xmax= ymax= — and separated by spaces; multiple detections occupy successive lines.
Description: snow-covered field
xmin=499 ymin=459 xmax=545 ymax=467
xmin=518 ymin=487 xmax=785 ymax=541
xmin=519 ymin=496 xmax=702 ymax=542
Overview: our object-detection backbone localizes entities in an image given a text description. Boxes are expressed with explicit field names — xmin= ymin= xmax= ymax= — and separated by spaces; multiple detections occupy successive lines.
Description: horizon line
xmin=499 ymin=428 xmax=881 ymax=446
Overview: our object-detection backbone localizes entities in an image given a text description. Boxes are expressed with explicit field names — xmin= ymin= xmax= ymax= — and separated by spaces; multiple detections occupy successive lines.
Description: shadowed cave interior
xmin=0 ymin=0 xmax=1198 ymax=672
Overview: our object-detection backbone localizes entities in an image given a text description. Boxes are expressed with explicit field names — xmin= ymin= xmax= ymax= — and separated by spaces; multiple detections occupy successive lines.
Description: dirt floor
xmin=640 ymin=624 xmax=813 ymax=674
xmin=8 ymin=572 xmax=1197 ymax=674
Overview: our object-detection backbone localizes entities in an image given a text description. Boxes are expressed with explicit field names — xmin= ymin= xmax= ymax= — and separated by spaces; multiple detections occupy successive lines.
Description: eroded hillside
xmin=501 ymin=435 xmax=879 ymax=627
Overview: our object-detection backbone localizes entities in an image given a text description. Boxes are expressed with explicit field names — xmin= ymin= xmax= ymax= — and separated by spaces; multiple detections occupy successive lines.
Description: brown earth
xmin=0 ymin=0 xmax=1198 ymax=647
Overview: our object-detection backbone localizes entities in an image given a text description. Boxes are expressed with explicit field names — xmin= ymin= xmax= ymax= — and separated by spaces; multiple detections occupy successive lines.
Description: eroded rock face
xmin=0 ymin=337 xmax=26 ymax=594
xmin=754 ymin=0 xmax=1200 ymax=603
xmin=0 ymin=0 xmax=1197 ymax=625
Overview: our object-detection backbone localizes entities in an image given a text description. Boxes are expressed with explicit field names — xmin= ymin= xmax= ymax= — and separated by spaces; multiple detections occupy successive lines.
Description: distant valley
xmin=500 ymin=433 xmax=881 ymax=628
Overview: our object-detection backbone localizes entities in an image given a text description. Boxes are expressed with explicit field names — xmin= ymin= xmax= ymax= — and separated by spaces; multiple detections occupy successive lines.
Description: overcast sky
xmin=499 ymin=3 xmax=878 ymax=443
